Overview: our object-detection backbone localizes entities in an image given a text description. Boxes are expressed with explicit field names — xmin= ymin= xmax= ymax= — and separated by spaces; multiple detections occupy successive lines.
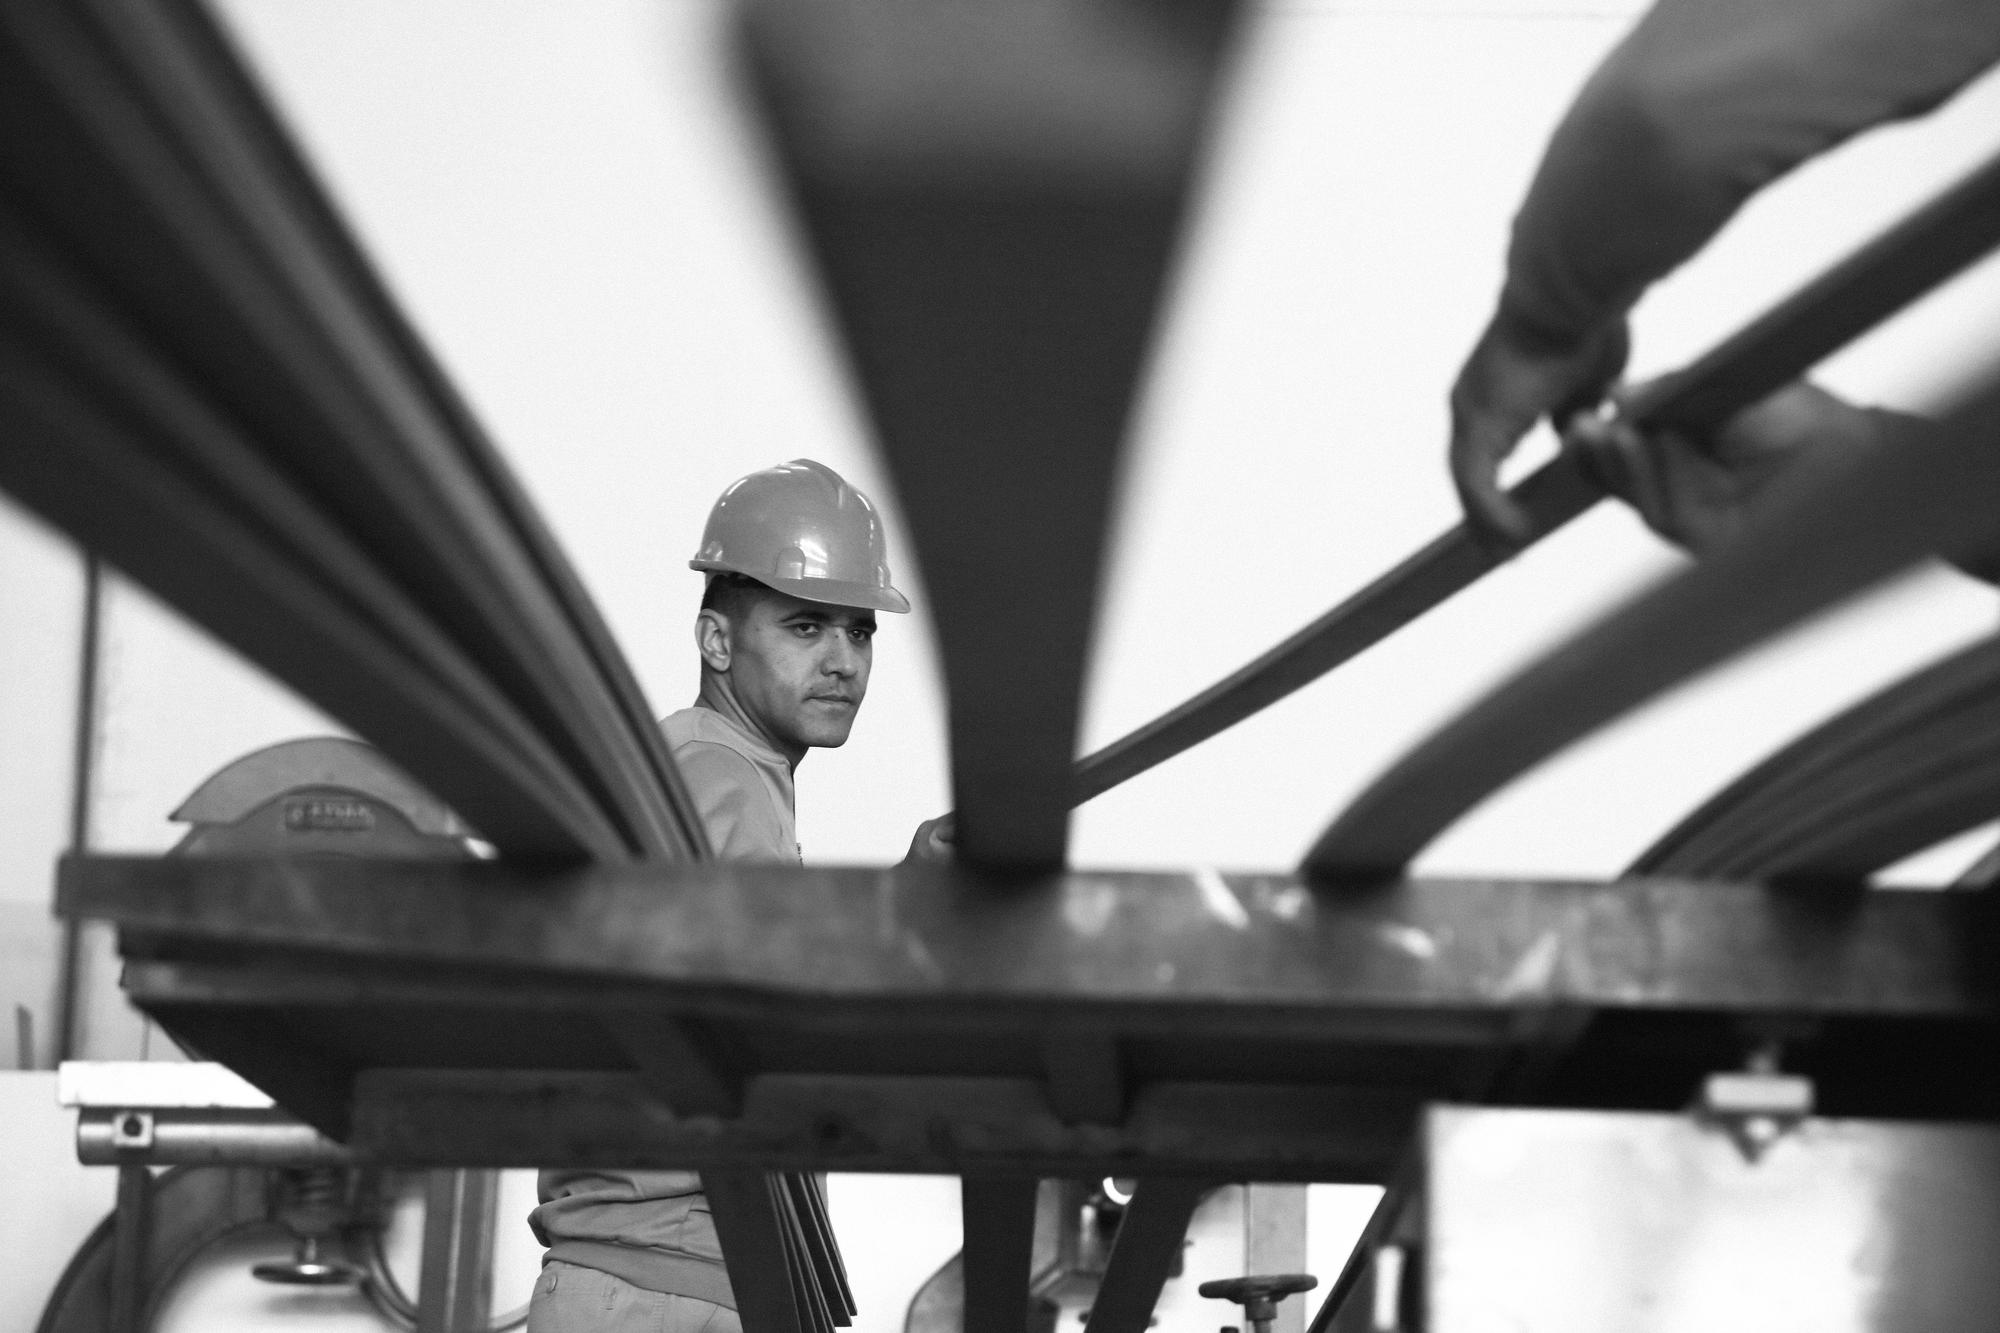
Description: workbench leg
xmin=417 ymin=1168 xmax=497 ymax=1333
xmin=109 ymin=1163 xmax=152 ymax=1333
xmin=1082 ymin=1179 xmax=1204 ymax=1333
xmin=708 ymin=1170 xmax=806 ymax=1333
xmin=962 ymin=1175 xmax=1039 ymax=1333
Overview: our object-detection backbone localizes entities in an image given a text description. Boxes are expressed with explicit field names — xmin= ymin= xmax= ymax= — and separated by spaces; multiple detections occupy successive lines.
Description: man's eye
xmin=851 ymin=627 xmax=875 ymax=643
xmin=791 ymin=623 xmax=820 ymax=637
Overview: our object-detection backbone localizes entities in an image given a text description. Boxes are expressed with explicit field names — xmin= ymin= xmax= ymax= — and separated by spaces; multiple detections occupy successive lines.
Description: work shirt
xmin=528 ymin=704 xmax=802 ymax=1308
xmin=1501 ymin=0 xmax=2000 ymax=348
xmin=659 ymin=705 xmax=802 ymax=864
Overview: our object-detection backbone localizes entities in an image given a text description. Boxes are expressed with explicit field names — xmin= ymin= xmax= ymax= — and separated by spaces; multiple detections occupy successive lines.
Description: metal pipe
xmin=76 ymin=1108 xmax=358 ymax=1166
xmin=54 ymin=552 xmax=101 ymax=1066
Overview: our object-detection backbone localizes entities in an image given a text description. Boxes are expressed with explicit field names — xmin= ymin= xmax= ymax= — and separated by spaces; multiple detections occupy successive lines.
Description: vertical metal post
xmin=108 ymin=1162 xmax=151 ymax=1333
xmin=706 ymin=1169 xmax=807 ymax=1333
xmin=54 ymin=553 xmax=101 ymax=1066
xmin=962 ymin=1175 xmax=1040 ymax=1333
xmin=1244 ymin=1186 xmax=1309 ymax=1333
xmin=417 ymin=1168 xmax=498 ymax=1333
xmin=1083 ymin=1179 xmax=1205 ymax=1333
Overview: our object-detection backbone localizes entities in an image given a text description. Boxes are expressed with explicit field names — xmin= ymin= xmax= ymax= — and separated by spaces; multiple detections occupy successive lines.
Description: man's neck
xmin=695 ymin=675 xmax=804 ymax=772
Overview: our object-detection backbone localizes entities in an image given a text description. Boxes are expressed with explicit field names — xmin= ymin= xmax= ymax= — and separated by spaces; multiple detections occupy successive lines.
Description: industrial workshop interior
xmin=6 ymin=0 xmax=2000 ymax=1330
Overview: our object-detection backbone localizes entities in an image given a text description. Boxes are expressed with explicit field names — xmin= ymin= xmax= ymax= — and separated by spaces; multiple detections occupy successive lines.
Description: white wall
xmin=5 ymin=0 xmax=2000 ymax=1327
xmin=0 ymin=501 xmax=84 ymax=1069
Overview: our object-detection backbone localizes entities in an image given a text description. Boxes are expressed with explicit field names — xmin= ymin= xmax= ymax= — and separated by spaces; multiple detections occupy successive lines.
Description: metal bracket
xmin=1696 ymin=1049 xmax=1814 ymax=1162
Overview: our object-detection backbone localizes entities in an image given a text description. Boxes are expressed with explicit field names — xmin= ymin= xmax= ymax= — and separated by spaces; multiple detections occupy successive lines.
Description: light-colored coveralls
xmin=525 ymin=706 xmax=800 ymax=1333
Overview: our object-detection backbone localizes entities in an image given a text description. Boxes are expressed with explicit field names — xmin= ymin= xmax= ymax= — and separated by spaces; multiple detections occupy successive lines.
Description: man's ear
xmin=695 ymin=608 xmax=732 ymax=672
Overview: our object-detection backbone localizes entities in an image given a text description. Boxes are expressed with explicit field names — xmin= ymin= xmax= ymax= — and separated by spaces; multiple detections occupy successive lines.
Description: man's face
xmin=712 ymin=588 xmax=875 ymax=756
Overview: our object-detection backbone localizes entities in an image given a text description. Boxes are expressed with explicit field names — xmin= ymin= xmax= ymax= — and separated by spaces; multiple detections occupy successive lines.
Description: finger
xmin=1563 ymin=411 xmax=1631 ymax=498
xmin=1449 ymin=411 xmax=1536 ymax=552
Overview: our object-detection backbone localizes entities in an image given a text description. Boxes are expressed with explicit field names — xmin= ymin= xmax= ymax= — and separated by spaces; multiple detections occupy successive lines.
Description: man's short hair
xmin=700 ymin=572 xmax=770 ymax=620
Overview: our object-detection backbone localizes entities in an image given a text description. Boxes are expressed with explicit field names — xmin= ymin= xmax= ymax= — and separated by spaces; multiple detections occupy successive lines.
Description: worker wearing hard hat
xmin=1445 ymin=0 xmax=2000 ymax=555
xmin=525 ymin=458 xmax=907 ymax=1333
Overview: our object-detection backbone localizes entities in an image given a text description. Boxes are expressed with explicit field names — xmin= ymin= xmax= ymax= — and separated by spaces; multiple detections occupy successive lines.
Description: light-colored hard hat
xmin=690 ymin=459 xmax=910 ymax=613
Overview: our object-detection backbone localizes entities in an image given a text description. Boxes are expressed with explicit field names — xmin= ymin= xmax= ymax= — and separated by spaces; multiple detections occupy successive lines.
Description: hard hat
xmin=690 ymin=458 xmax=910 ymax=613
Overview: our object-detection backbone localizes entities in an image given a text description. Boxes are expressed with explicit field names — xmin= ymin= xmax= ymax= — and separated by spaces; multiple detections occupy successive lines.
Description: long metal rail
xmin=1068 ymin=143 xmax=2000 ymax=812
xmin=0 ymin=0 xmax=706 ymax=864
xmin=1633 ymin=633 xmax=2000 ymax=879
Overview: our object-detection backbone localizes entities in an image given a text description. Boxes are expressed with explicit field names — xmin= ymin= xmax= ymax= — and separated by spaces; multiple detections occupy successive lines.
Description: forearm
xmin=1502 ymin=0 xmax=2000 ymax=349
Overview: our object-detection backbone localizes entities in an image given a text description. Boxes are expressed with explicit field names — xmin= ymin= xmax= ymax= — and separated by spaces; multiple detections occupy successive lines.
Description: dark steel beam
xmin=1304 ymin=374 xmax=2000 ymax=876
xmin=142 ymin=1004 xmax=359 ymax=1142
xmin=1083 ymin=1179 xmax=1205 ymax=1333
xmin=1042 ymin=1029 xmax=1127 ymax=1126
xmin=705 ymin=1170 xmax=807 ymax=1333
xmin=789 ymin=1174 xmax=854 ymax=1322
xmin=345 ymin=1072 xmax=1419 ymax=1179
xmin=600 ymin=1011 xmax=746 ymax=1118
xmin=961 ymin=1175 xmax=1040 ymax=1333
xmin=109 ymin=1164 xmax=151 ymax=1333
xmin=65 ymin=858 xmax=2000 ymax=1021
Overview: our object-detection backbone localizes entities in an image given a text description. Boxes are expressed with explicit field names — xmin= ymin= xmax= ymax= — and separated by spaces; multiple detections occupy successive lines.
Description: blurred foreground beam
xmin=63 ymin=856 xmax=2000 ymax=1020
xmin=60 ymin=855 xmax=2000 ymax=1165
xmin=1083 ymin=1179 xmax=1206 ymax=1333
xmin=1636 ymin=631 xmax=2000 ymax=881
xmin=741 ymin=0 xmax=1242 ymax=869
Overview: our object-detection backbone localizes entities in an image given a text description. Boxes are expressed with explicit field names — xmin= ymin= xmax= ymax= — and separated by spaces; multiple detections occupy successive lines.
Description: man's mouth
xmin=808 ymin=694 xmax=856 ymax=706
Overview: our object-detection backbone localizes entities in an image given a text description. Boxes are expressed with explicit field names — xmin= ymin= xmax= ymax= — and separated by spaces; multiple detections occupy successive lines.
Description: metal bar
xmin=962 ymin=1175 xmax=1040 ymax=1333
xmin=347 ymin=1073 xmax=1420 ymax=1179
xmin=1083 ymin=1178 xmax=1205 ymax=1333
xmin=65 ymin=858 xmax=2000 ymax=1020
xmin=1632 ymin=143 xmax=2000 ymax=432
xmin=0 ymin=215 xmax=622 ymax=859
xmin=1304 ymin=374 xmax=2000 ymax=876
xmin=1304 ymin=1172 xmax=1409 ymax=1333
xmin=1069 ymin=457 xmax=1599 ymax=809
xmin=1749 ymin=740 xmax=2000 ymax=882
xmin=1064 ymin=144 xmax=2000 ymax=814
xmin=416 ymin=1169 xmax=498 ymax=1333
xmin=1634 ymin=633 xmax=2000 ymax=876
xmin=787 ymin=1173 xmax=854 ymax=1320
xmin=1955 ymin=836 xmax=2000 ymax=888
xmin=76 ymin=1108 xmax=356 ymax=1166
xmin=108 ymin=1163 xmax=151 ymax=1333
xmin=600 ymin=1011 xmax=744 ymax=1117
xmin=86 ymin=0 xmax=700 ymax=862
xmin=741 ymin=0 xmax=1240 ymax=869
xmin=1634 ymin=633 xmax=2000 ymax=881
xmin=54 ymin=551 xmax=100 ymax=1066
xmin=705 ymin=1169 xmax=806 ymax=1333
xmin=1041 ymin=1029 xmax=1127 ymax=1126
xmin=142 ymin=1006 xmax=358 ymax=1141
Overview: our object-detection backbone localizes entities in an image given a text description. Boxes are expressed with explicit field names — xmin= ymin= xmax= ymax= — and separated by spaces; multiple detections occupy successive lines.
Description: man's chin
xmin=797 ymin=720 xmax=857 ymax=749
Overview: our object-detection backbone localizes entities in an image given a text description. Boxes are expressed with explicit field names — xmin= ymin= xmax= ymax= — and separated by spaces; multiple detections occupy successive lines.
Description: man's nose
xmin=822 ymin=633 xmax=860 ymax=676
